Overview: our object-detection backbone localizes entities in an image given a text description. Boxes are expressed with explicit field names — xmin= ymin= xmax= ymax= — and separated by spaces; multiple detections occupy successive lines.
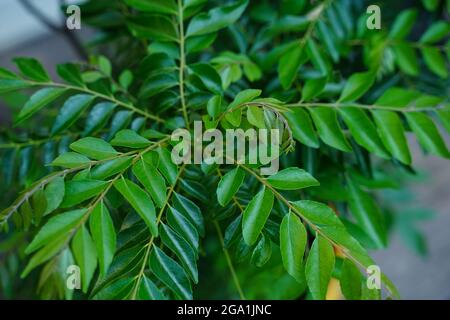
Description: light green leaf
xmin=111 ymin=129 xmax=151 ymax=148
xmin=132 ymin=159 xmax=167 ymax=208
xmin=186 ymin=0 xmax=248 ymax=37
xmin=285 ymin=108 xmax=319 ymax=148
xmin=278 ymin=44 xmax=306 ymax=89
xmin=242 ymin=187 xmax=274 ymax=245
xmin=422 ymin=47 xmax=448 ymax=78
xmin=72 ymin=225 xmax=97 ymax=293
xmin=149 ymin=247 xmax=192 ymax=300
xmin=372 ymin=110 xmax=411 ymax=165
xmin=17 ymin=88 xmax=66 ymax=124
xmin=127 ymin=14 xmax=178 ymax=42
xmin=13 ymin=57 xmax=50 ymax=82
xmin=247 ymin=106 xmax=265 ymax=129
xmin=90 ymin=156 xmax=133 ymax=180
xmin=420 ymin=21 xmax=450 ymax=44
xmin=44 ymin=176 xmax=65 ymax=215
xmin=339 ymin=107 xmax=389 ymax=158
xmin=392 ymin=43 xmax=419 ymax=76
xmin=388 ymin=9 xmax=417 ymax=40
xmin=70 ymin=137 xmax=119 ymax=160
xmin=25 ymin=209 xmax=87 ymax=254
xmin=340 ymin=259 xmax=362 ymax=300
xmin=267 ymin=167 xmax=319 ymax=190
xmin=405 ymin=112 xmax=450 ymax=158
xmin=51 ymin=152 xmax=91 ymax=168
xmin=217 ymin=167 xmax=245 ymax=206
xmin=347 ymin=178 xmax=387 ymax=249
xmin=302 ymin=77 xmax=327 ymax=101
xmin=339 ymin=72 xmax=375 ymax=103
xmin=114 ymin=178 xmax=158 ymax=236
xmin=207 ymin=95 xmax=223 ymax=119
xmin=305 ymin=235 xmax=335 ymax=300
xmin=51 ymin=94 xmax=95 ymax=135
xmin=228 ymin=89 xmax=261 ymax=109
xmin=309 ymin=107 xmax=352 ymax=152
xmin=89 ymin=201 xmax=116 ymax=277
xmin=61 ymin=179 xmax=109 ymax=207
xmin=280 ymin=213 xmax=307 ymax=283
xmin=156 ymin=147 xmax=178 ymax=185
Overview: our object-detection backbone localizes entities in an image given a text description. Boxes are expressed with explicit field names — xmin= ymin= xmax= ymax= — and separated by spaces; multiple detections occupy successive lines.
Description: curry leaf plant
xmin=1 ymin=0 xmax=449 ymax=300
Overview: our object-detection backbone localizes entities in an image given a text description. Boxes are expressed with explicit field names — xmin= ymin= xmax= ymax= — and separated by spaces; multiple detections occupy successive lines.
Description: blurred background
xmin=0 ymin=0 xmax=449 ymax=299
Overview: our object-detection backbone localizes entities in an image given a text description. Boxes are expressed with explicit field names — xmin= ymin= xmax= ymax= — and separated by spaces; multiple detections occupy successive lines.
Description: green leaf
xmin=0 ymin=79 xmax=30 ymax=93
xmin=139 ymin=276 xmax=165 ymax=300
xmin=302 ymin=77 xmax=327 ymax=101
xmin=392 ymin=43 xmax=419 ymax=76
xmin=13 ymin=57 xmax=50 ymax=82
xmin=306 ymin=39 xmax=328 ymax=76
xmin=190 ymin=63 xmax=223 ymax=94
xmin=124 ymin=0 xmax=177 ymax=14
xmin=339 ymin=107 xmax=389 ymax=158
xmin=186 ymin=0 xmax=249 ymax=37
xmin=25 ymin=209 xmax=87 ymax=254
xmin=149 ymin=247 xmax=192 ymax=300
xmin=132 ymin=159 xmax=167 ymax=208
xmin=98 ymin=56 xmax=112 ymax=77
xmin=61 ymin=179 xmax=109 ymax=207
xmin=119 ymin=70 xmax=134 ymax=90
xmin=114 ymin=178 xmax=158 ymax=236
xmin=89 ymin=201 xmax=116 ymax=277
xmin=156 ymin=147 xmax=178 ymax=185
xmin=309 ymin=107 xmax=352 ymax=152
xmin=305 ymin=235 xmax=335 ymax=300
xmin=51 ymin=94 xmax=95 ymax=135
xmin=172 ymin=192 xmax=205 ymax=237
xmin=21 ymin=233 xmax=70 ymax=278
xmin=127 ymin=14 xmax=178 ymax=42
xmin=339 ymin=72 xmax=375 ymax=103
xmin=242 ymin=187 xmax=274 ymax=246
xmin=16 ymin=88 xmax=66 ymax=124
xmin=216 ymin=167 xmax=245 ymax=206
xmin=405 ymin=112 xmax=450 ymax=158
xmin=228 ymin=89 xmax=262 ymax=109
xmin=247 ymin=106 xmax=265 ymax=129
xmin=83 ymin=102 xmax=116 ymax=136
xmin=285 ymin=108 xmax=319 ymax=148
xmin=72 ymin=225 xmax=97 ymax=293
xmin=50 ymin=152 xmax=91 ymax=168
xmin=388 ymin=9 xmax=417 ymax=40
xmin=160 ymin=223 xmax=198 ymax=283
xmin=267 ymin=167 xmax=319 ymax=190
xmin=278 ymin=44 xmax=306 ymax=89
xmin=420 ymin=21 xmax=450 ymax=44
xmin=44 ymin=176 xmax=65 ymax=215
xmin=340 ymin=259 xmax=362 ymax=300
xmin=91 ymin=157 xmax=133 ymax=180
xmin=167 ymin=207 xmax=199 ymax=249
xmin=422 ymin=47 xmax=448 ymax=78
xmin=70 ymin=137 xmax=119 ymax=160
xmin=347 ymin=178 xmax=387 ymax=248
xmin=280 ymin=213 xmax=307 ymax=283
xmin=207 ymin=95 xmax=223 ymax=119
xmin=372 ymin=110 xmax=411 ymax=165
xmin=186 ymin=33 xmax=217 ymax=53
xmin=250 ymin=234 xmax=272 ymax=267
xmin=111 ymin=129 xmax=151 ymax=148
xmin=436 ymin=105 xmax=450 ymax=134
xmin=57 ymin=63 xmax=84 ymax=87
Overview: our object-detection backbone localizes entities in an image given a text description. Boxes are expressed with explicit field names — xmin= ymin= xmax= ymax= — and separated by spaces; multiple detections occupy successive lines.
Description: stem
xmin=177 ymin=0 xmax=190 ymax=130
xmin=213 ymin=220 xmax=246 ymax=300
xmin=26 ymin=81 xmax=164 ymax=123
